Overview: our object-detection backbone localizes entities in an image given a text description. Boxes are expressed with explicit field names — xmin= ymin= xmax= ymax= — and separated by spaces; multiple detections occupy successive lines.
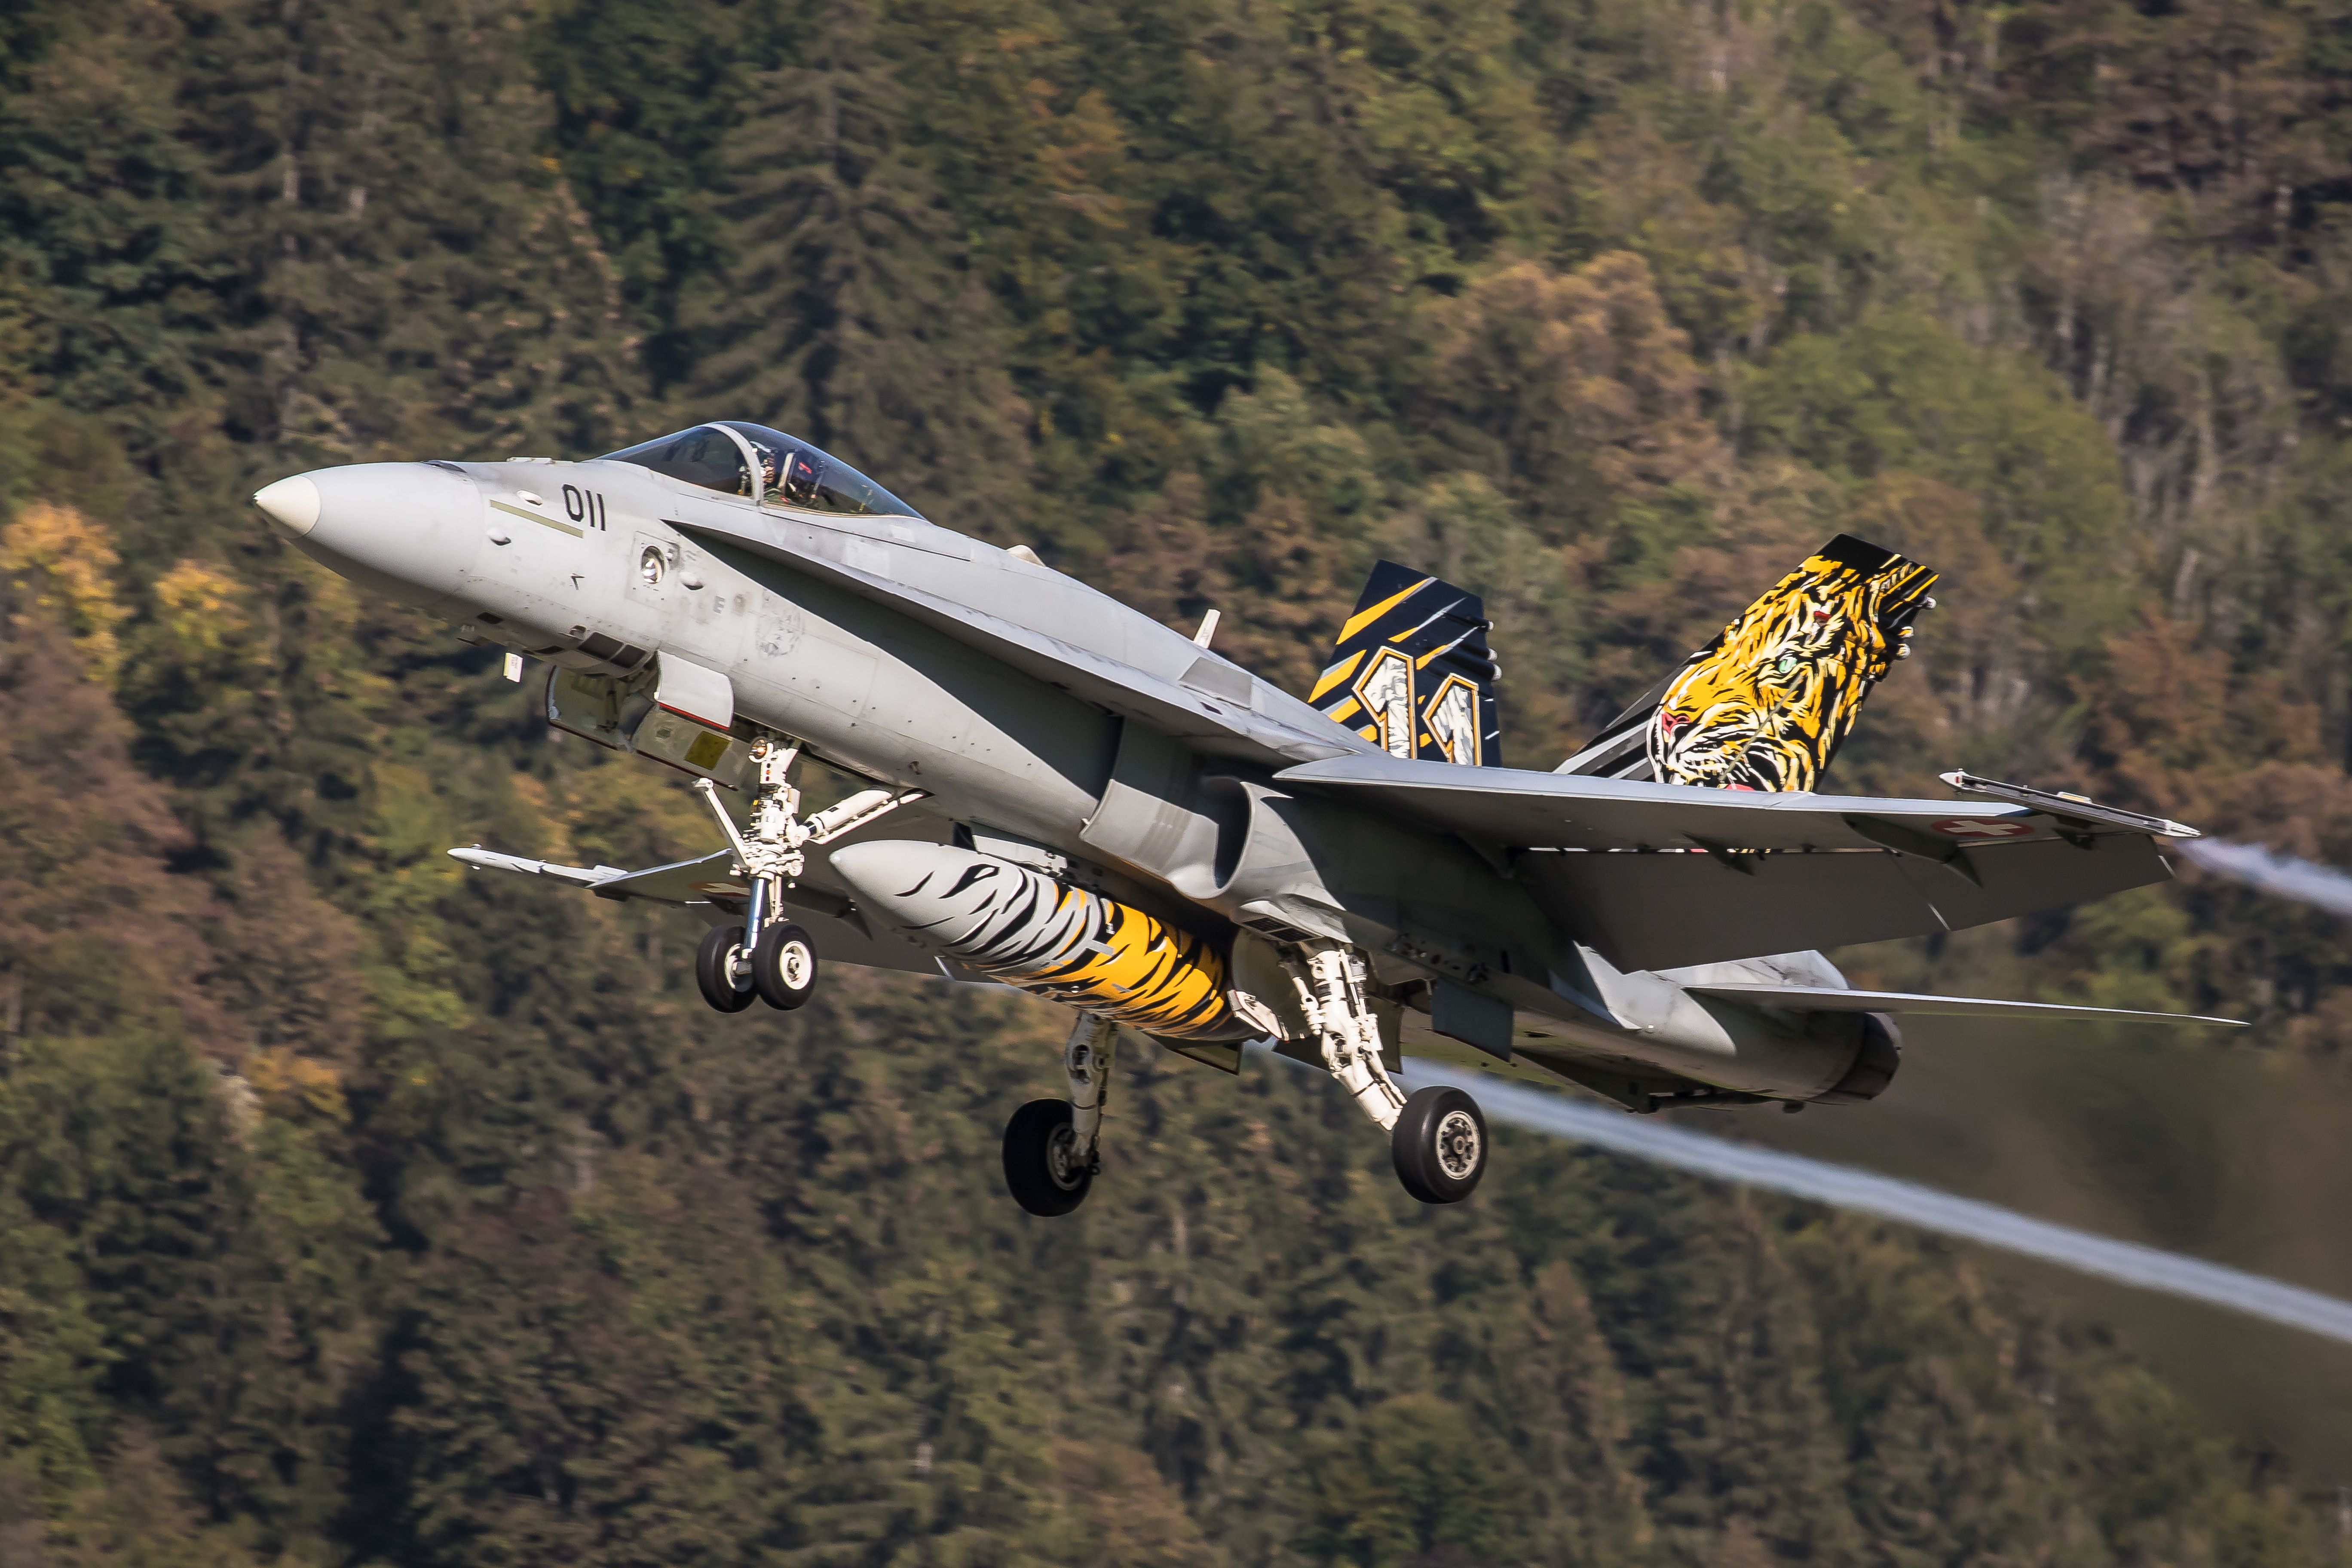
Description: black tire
xmin=695 ymin=924 xmax=756 ymax=1013
xmin=1391 ymin=1085 xmax=1488 ymax=1204
xmin=752 ymin=921 xmax=818 ymax=1010
xmin=1002 ymin=1098 xmax=1093 ymax=1216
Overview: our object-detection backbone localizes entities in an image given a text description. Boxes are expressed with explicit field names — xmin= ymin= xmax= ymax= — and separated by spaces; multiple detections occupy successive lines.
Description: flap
xmin=1520 ymin=831 xmax=2174 ymax=971
xmin=655 ymin=651 xmax=734 ymax=730
xmin=1686 ymin=984 xmax=2243 ymax=1027
xmin=445 ymin=844 xmax=955 ymax=977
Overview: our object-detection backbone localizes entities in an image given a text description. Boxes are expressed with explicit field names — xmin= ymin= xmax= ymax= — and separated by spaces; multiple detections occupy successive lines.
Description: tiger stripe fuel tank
xmin=827 ymin=841 xmax=1245 ymax=1041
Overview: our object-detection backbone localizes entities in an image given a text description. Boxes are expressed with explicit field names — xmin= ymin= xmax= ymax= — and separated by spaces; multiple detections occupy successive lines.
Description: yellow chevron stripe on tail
xmin=1310 ymin=560 xmax=1501 ymax=766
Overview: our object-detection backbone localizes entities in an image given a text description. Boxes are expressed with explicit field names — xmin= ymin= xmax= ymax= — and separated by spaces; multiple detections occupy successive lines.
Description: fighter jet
xmin=252 ymin=421 xmax=2237 ymax=1215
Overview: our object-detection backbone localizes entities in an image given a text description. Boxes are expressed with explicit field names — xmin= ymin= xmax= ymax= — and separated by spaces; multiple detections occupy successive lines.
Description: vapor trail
xmin=1390 ymin=1059 xmax=2352 ymax=1348
xmin=2176 ymin=836 xmax=2352 ymax=919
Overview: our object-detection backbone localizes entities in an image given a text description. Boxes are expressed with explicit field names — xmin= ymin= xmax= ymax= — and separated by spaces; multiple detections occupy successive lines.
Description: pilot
xmin=761 ymin=444 xmax=825 ymax=507
xmin=749 ymin=443 xmax=782 ymax=499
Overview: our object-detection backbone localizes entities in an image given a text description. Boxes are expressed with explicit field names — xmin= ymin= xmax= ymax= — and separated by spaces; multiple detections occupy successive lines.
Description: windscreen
xmin=601 ymin=427 xmax=753 ymax=497
xmin=719 ymin=423 xmax=921 ymax=519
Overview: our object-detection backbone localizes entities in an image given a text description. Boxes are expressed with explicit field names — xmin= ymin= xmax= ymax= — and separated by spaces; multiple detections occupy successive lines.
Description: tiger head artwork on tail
xmin=1557 ymin=534 xmax=1938 ymax=793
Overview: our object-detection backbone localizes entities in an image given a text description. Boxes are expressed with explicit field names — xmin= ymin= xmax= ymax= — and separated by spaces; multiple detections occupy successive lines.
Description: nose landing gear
xmin=689 ymin=738 xmax=918 ymax=1016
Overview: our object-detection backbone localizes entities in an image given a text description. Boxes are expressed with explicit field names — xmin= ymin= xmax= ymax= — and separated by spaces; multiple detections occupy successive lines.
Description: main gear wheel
xmin=1391 ymin=1084 xmax=1488 ymax=1204
xmin=1002 ymin=1098 xmax=1093 ymax=1216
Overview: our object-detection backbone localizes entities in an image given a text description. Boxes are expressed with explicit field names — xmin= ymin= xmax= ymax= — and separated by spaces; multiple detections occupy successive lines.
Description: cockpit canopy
xmin=602 ymin=422 xmax=921 ymax=519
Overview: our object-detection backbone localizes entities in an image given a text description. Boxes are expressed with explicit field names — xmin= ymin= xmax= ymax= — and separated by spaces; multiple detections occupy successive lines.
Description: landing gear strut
xmin=690 ymin=740 xmax=915 ymax=1016
xmin=689 ymin=739 xmax=820 ymax=1012
xmin=1281 ymin=939 xmax=1489 ymax=1204
xmin=1003 ymin=1014 xmax=1117 ymax=1216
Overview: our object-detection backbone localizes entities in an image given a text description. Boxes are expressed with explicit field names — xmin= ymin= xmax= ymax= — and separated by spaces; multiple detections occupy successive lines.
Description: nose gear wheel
xmin=752 ymin=921 xmax=817 ymax=1009
xmin=695 ymin=924 xmax=756 ymax=1013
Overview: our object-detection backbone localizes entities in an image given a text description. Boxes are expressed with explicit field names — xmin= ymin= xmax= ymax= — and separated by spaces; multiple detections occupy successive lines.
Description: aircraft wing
xmin=670 ymin=511 xmax=1358 ymax=769
xmin=1274 ymin=753 xmax=2190 ymax=970
xmin=1272 ymin=751 xmax=2170 ymax=850
xmin=1684 ymin=985 xmax=2243 ymax=1027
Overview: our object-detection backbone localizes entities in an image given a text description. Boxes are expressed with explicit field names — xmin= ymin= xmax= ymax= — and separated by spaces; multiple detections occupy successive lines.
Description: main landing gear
xmin=1003 ymin=1015 xmax=1116 ymax=1217
xmin=1280 ymin=938 xmax=1489 ymax=1206
xmin=1001 ymin=941 xmax=1489 ymax=1216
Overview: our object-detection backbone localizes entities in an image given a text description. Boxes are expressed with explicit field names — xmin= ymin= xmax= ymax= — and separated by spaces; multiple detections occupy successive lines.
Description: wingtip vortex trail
xmin=2176 ymin=836 xmax=2352 ymax=920
xmin=1391 ymin=1058 xmax=2352 ymax=1349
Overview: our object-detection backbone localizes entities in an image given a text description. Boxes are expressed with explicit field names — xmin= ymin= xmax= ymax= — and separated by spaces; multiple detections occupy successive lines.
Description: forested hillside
xmin=3 ymin=0 xmax=2351 ymax=1561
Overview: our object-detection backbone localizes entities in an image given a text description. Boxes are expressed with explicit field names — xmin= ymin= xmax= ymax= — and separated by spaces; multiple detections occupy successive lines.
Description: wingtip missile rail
xmin=1940 ymin=771 xmax=2199 ymax=840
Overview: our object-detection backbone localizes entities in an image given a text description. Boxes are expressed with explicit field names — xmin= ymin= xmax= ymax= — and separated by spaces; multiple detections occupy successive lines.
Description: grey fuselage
xmin=267 ymin=450 xmax=1889 ymax=1106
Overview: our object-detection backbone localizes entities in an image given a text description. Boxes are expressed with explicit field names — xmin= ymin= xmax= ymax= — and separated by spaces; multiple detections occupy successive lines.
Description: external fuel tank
xmin=828 ymin=841 xmax=1246 ymax=1041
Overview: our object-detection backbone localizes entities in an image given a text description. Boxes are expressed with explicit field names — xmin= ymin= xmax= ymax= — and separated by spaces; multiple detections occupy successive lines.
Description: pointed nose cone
xmin=250 ymin=460 xmax=483 ymax=616
xmin=253 ymin=475 xmax=322 ymax=536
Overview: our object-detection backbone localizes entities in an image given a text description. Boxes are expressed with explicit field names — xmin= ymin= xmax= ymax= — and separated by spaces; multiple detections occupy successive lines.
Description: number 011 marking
xmin=563 ymin=485 xmax=608 ymax=530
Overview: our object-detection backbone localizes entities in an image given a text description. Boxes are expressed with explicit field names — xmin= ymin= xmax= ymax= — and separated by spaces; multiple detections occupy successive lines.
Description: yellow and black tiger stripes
xmin=998 ymin=895 xmax=1236 ymax=1039
xmin=1644 ymin=534 xmax=1937 ymax=793
xmin=827 ymin=842 xmax=1247 ymax=1040
xmin=944 ymin=868 xmax=1237 ymax=1038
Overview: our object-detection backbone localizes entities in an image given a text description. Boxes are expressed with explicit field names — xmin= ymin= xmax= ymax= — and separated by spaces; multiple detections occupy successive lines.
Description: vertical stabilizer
xmin=1310 ymin=562 xmax=1501 ymax=767
xmin=1558 ymin=534 xmax=1936 ymax=792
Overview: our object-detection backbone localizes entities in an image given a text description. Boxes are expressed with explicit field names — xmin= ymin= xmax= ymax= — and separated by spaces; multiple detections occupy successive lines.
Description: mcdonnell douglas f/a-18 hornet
xmin=253 ymin=421 xmax=2238 ymax=1214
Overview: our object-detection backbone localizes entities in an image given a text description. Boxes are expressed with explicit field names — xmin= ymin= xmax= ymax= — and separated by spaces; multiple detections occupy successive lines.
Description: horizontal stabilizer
xmin=1688 ymin=984 xmax=2244 ymax=1028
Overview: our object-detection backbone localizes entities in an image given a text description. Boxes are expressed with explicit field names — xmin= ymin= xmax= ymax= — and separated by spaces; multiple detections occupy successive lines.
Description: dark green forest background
xmin=3 ymin=0 xmax=2352 ymax=1561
